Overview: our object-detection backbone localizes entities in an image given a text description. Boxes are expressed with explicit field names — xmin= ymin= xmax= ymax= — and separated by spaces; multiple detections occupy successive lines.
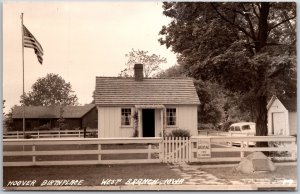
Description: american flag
xmin=23 ymin=25 xmax=44 ymax=64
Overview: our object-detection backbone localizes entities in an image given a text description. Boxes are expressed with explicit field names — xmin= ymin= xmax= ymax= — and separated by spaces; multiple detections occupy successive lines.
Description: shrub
xmin=33 ymin=124 xmax=51 ymax=131
xmin=169 ymin=129 xmax=191 ymax=138
xmin=87 ymin=132 xmax=97 ymax=138
xmin=24 ymin=133 xmax=32 ymax=139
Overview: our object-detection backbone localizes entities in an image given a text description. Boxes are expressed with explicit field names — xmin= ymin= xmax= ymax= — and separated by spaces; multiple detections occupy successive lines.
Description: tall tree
xmin=119 ymin=49 xmax=167 ymax=77
xmin=20 ymin=73 xmax=78 ymax=106
xmin=159 ymin=2 xmax=296 ymax=141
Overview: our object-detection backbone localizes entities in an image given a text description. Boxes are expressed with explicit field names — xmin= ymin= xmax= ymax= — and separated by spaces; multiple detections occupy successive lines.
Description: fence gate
xmin=163 ymin=137 xmax=191 ymax=163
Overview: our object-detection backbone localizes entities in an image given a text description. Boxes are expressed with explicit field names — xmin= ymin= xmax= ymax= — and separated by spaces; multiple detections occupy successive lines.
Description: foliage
xmin=159 ymin=2 xmax=296 ymax=139
xmin=24 ymin=133 xmax=33 ymax=139
xmin=155 ymin=64 xmax=186 ymax=78
xmin=133 ymin=129 xmax=139 ymax=138
xmin=20 ymin=73 xmax=78 ymax=106
xmin=33 ymin=124 xmax=51 ymax=131
xmin=194 ymin=80 xmax=223 ymax=126
xmin=87 ymin=131 xmax=98 ymax=138
xmin=169 ymin=129 xmax=191 ymax=138
xmin=57 ymin=105 xmax=66 ymax=130
xmin=119 ymin=49 xmax=167 ymax=77
xmin=132 ymin=111 xmax=139 ymax=137
xmin=3 ymin=107 xmax=14 ymax=131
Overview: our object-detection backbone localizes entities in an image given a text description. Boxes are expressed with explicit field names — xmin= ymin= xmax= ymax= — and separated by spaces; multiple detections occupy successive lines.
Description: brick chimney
xmin=134 ymin=64 xmax=143 ymax=81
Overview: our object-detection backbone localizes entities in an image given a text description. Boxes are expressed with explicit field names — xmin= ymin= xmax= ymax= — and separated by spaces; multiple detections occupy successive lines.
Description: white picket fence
xmin=3 ymin=129 xmax=98 ymax=139
xmin=163 ymin=137 xmax=191 ymax=163
xmin=3 ymin=136 xmax=297 ymax=166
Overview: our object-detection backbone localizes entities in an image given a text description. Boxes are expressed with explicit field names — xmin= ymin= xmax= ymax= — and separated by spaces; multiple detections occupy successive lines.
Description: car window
xmin=242 ymin=125 xmax=251 ymax=130
xmin=235 ymin=126 xmax=241 ymax=131
xmin=230 ymin=126 xmax=234 ymax=131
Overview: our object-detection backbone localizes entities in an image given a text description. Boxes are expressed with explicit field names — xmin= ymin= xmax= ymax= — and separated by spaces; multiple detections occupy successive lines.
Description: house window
xmin=121 ymin=108 xmax=132 ymax=126
xmin=167 ymin=108 xmax=176 ymax=126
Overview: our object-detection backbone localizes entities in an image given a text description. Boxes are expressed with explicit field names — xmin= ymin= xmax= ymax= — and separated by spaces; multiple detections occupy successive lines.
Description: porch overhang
xmin=135 ymin=105 xmax=165 ymax=109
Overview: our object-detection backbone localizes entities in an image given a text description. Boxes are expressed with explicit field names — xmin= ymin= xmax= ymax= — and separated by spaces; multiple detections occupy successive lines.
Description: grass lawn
xmin=204 ymin=166 xmax=297 ymax=181
xmin=3 ymin=163 xmax=181 ymax=187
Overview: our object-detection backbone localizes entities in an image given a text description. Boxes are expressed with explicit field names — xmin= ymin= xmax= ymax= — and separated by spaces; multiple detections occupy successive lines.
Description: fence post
xmin=148 ymin=144 xmax=152 ymax=160
xmin=240 ymin=141 xmax=245 ymax=158
xmin=98 ymin=144 xmax=102 ymax=163
xmin=188 ymin=138 xmax=192 ymax=162
xmin=32 ymin=145 xmax=36 ymax=164
xmin=291 ymin=141 xmax=296 ymax=160
xmin=37 ymin=131 xmax=40 ymax=139
xmin=182 ymin=137 xmax=185 ymax=162
xmin=159 ymin=139 xmax=164 ymax=162
xmin=228 ymin=133 xmax=232 ymax=146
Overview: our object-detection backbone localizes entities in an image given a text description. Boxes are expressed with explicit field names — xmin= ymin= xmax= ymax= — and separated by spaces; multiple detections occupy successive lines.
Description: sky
xmin=3 ymin=1 xmax=177 ymax=113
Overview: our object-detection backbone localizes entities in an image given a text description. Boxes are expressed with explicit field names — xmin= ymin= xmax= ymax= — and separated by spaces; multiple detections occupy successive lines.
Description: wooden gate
xmin=163 ymin=137 xmax=191 ymax=163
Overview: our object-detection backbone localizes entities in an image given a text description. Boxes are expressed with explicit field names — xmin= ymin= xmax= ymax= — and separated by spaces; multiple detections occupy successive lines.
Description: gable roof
xmin=12 ymin=104 xmax=96 ymax=119
xmin=267 ymin=95 xmax=297 ymax=112
xmin=95 ymin=77 xmax=200 ymax=105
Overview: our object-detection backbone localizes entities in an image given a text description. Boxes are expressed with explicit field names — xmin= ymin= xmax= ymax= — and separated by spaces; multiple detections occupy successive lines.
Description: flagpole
xmin=21 ymin=13 xmax=25 ymax=139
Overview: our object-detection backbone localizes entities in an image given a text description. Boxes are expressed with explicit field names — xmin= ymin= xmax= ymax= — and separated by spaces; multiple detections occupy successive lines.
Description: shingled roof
xmin=95 ymin=77 xmax=200 ymax=105
xmin=12 ymin=104 xmax=95 ymax=119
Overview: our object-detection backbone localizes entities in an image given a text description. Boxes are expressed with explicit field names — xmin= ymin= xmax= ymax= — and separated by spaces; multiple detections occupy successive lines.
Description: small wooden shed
xmin=94 ymin=64 xmax=200 ymax=138
xmin=267 ymin=95 xmax=297 ymax=136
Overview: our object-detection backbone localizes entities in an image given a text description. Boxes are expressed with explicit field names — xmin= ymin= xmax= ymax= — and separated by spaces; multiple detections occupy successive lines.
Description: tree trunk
xmin=255 ymin=95 xmax=268 ymax=148
xmin=255 ymin=2 xmax=270 ymax=52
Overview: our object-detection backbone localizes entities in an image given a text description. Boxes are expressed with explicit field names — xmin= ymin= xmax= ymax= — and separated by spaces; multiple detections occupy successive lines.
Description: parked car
xmin=228 ymin=122 xmax=256 ymax=147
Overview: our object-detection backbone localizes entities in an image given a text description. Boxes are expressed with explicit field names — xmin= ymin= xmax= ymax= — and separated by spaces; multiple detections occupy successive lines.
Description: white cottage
xmin=95 ymin=64 xmax=200 ymax=138
xmin=267 ymin=95 xmax=297 ymax=136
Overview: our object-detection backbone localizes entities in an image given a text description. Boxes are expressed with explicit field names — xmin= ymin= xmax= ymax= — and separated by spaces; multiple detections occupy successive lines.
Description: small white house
xmin=94 ymin=64 xmax=200 ymax=138
xmin=267 ymin=95 xmax=297 ymax=136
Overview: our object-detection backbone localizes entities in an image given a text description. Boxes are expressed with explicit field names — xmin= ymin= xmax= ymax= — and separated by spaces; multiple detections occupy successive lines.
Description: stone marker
xmin=236 ymin=152 xmax=276 ymax=173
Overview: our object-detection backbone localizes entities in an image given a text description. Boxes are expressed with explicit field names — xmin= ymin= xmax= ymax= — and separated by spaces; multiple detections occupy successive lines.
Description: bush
xmin=33 ymin=124 xmax=51 ymax=131
xmin=169 ymin=129 xmax=191 ymax=138
xmin=24 ymin=133 xmax=32 ymax=139
xmin=87 ymin=132 xmax=97 ymax=138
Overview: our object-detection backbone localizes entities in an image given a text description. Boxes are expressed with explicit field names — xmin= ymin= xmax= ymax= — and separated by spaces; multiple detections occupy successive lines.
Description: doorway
xmin=142 ymin=109 xmax=155 ymax=137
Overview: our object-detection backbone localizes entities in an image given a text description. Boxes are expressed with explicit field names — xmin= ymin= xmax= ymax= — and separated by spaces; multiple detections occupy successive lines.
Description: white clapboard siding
xmin=98 ymin=107 xmax=134 ymax=138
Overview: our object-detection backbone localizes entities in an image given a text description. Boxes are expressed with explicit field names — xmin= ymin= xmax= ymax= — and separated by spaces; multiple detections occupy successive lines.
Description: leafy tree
xmin=3 ymin=106 xmax=15 ymax=131
xmin=159 ymin=2 xmax=296 ymax=141
xmin=155 ymin=64 xmax=186 ymax=78
xmin=119 ymin=49 xmax=167 ymax=77
xmin=20 ymin=73 xmax=78 ymax=106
